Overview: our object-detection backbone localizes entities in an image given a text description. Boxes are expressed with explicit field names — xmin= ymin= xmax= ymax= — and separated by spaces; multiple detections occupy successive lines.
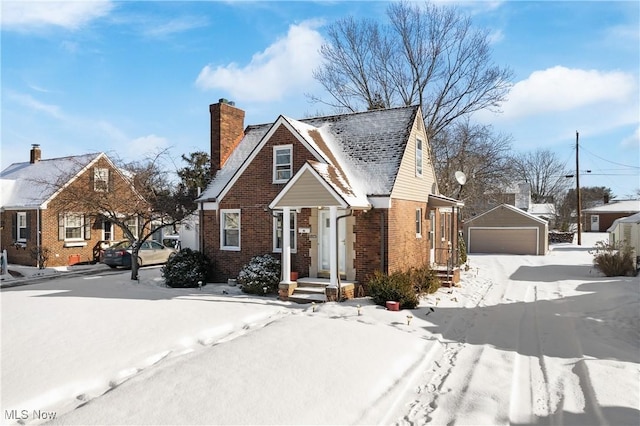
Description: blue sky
xmin=2 ymin=0 xmax=639 ymax=198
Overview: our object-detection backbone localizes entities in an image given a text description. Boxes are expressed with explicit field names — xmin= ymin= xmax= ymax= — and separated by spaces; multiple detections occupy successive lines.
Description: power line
xmin=579 ymin=144 xmax=640 ymax=169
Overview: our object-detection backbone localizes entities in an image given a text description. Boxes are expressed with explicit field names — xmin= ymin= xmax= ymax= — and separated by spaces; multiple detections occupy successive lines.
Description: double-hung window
xmin=65 ymin=213 xmax=84 ymax=240
xmin=273 ymin=211 xmax=296 ymax=252
xmin=273 ymin=145 xmax=292 ymax=183
xmin=16 ymin=212 xmax=27 ymax=242
xmin=94 ymin=168 xmax=109 ymax=192
xmin=221 ymin=209 xmax=240 ymax=250
xmin=415 ymin=138 xmax=423 ymax=177
xmin=415 ymin=208 xmax=422 ymax=238
xmin=125 ymin=217 xmax=138 ymax=239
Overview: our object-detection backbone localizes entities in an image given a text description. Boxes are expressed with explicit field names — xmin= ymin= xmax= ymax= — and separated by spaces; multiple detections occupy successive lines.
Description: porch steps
xmin=433 ymin=266 xmax=459 ymax=288
xmin=287 ymin=277 xmax=357 ymax=304
xmin=289 ymin=277 xmax=329 ymax=304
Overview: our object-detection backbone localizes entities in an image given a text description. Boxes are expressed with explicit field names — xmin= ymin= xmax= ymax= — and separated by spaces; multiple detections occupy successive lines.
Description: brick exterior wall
xmin=202 ymin=125 xmax=316 ymax=282
xmin=387 ymin=199 xmax=431 ymax=273
xmin=1 ymin=157 xmax=141 ymax=267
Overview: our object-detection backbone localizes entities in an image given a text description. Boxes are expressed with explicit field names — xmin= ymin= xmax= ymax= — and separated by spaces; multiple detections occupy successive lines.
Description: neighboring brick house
xmin=197 ymin=100 xmax=463 ymax=301
xmin=0 ymin=145 xmax=143 ymax=267
xmin=582 ymin=200 xmax=640 ymax=232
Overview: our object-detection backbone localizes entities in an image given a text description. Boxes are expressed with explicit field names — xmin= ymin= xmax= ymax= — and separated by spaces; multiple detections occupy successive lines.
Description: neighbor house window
xmin=415 ymin=208 xmax=422 ymax=238
xmin=124 ymin=217 xmax=138 ymax=239
xmin=102 ymin=218 xmax=113 ymax=241
xmin=416 ymin=138 xmax=423 ymax=177
xmin=273 ymin=145 xmax=292 ymax=183
xmin=65 ymin=213 xmax=84 ymax=240
xmin=273 ymin=211 xmax=297 ymax=252
xmin=94 ymin=168 xmax=109 ymax=192
xmin=17 ymin=212 xmax=27 ymax=242
xmin=221 ymin=209 xmax=240 ymax=250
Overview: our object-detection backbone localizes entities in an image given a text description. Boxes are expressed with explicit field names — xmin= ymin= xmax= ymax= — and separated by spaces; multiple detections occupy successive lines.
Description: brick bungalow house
xmin=0 ymin=145 xmax=144 ymax=267
xmin=197 ymin=100 xmax=463 ymax=301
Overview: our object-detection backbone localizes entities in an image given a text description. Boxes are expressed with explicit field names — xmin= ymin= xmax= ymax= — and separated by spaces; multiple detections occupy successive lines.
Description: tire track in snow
xmin=509 ymin=284 xmax=553 ymax=424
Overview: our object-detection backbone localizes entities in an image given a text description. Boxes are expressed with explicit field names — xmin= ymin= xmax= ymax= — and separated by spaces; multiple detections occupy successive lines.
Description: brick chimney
xmin=210 ymin=99 xmax=245 ymax=174
xmin=30 ymin=144 xmax=41 ymax=163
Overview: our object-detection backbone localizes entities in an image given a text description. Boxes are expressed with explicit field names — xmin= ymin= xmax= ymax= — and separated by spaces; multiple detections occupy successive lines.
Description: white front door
xmin=591 ymin=215 xmax=600 ymax=232
xmin=318 ymin=210 xmax=346 ymax=276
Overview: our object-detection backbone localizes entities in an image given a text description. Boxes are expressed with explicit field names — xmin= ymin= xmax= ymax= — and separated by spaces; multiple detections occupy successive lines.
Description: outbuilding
xmin=464 ymin=204 xmax=548 ymax=255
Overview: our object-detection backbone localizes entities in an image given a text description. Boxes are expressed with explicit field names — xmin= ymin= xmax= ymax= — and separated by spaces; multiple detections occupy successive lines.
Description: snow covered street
xmin=1 ymin=233 xmax=638 ymax=425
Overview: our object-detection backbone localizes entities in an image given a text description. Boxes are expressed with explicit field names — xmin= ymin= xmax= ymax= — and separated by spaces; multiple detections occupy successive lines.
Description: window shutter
xmin=84 ymin=215 xmax=91 ymax=240
xmin=58 ymin=213 xmax=65 ymax=241
xmin=108 ymin=169 xmax=114 ymax=192
xmin=11 ymin=212 xmax=17 ymax=240
xmin=25 ymin=211 xmax=31 ymax=241
xmin=89 ymin=169 xmax=95 ymax=191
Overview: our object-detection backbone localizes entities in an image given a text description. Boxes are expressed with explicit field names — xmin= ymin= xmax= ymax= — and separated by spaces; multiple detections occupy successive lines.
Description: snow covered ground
xmin=1 ymin=232 xmax=638 ymax=425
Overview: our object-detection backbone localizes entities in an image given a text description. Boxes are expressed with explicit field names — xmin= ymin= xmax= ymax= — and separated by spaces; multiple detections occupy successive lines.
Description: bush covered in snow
xmin=162 ymin=248 xmax=213 ymax=288
xmin=590 ymin=240 xmax=636 ymax=277
xmin=238 ymin=254 xmax=281 ymax=295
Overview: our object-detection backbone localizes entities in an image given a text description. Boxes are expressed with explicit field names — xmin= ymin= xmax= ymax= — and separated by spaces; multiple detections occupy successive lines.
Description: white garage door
xmin=468 ymin=228 xmax=538 ymax=255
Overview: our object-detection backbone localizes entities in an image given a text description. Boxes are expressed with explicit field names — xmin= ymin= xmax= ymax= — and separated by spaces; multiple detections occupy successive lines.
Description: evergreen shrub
xmin=238 ymin=254 xmax=281 ymax=295
xmin=590 ymin=240 xmax=635 ymax=277
xmin=162 ymin=248 xmax=212 ymax=288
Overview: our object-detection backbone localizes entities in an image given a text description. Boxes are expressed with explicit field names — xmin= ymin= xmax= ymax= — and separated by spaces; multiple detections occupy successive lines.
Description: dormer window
xmin=273 ymin=145 xmax=292 ymax=183
xmin=416 ymin=138 xmax=423 ymax=177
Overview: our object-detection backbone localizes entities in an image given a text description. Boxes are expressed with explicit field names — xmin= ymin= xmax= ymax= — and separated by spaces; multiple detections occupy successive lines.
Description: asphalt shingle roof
xmin=1 ymin=153 xmax=101 ymax=208
xmin=200 ymin=106 xmax=419 ymax=202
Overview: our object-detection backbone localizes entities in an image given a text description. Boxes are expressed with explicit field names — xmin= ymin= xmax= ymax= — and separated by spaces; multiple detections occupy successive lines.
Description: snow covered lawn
xmin=1 ymin=233 xmax=638 ymax=425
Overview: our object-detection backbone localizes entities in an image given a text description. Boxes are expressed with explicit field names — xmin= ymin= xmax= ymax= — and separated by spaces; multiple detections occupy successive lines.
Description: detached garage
xmin=464 ymin=204 xmax=548 ymax=255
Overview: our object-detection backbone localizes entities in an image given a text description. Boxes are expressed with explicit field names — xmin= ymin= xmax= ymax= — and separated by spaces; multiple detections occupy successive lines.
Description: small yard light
xmin=356 ymin=304 xmax=362 ymax=316
xmin=198 ymin=281 xmax=202 ymax=291
xmin=312 ymin=302 xmax=317 ymax=312
xmin=406 ymin=314 xmax=413 ymax=325
xmin=263 ymin=286 xmax=268 ymax=294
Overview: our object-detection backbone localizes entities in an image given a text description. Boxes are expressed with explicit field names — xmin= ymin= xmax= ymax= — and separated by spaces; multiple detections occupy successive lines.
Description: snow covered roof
xmin=582 ymin=199 xmax=640 ymax=214
xmin=0 ymin=153 xmax=102 ymax=209
xmin=606 ymin=212 xmax=640 ymax=232
xmin=529 ymin=203 xmax=556 ymax=216
xmin=199 ymin=106 xmax=419 ymax=204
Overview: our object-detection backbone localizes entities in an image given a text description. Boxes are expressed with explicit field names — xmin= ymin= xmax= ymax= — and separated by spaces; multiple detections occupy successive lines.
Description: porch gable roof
xmin=269 ymin=161 xmax=370 ymax=210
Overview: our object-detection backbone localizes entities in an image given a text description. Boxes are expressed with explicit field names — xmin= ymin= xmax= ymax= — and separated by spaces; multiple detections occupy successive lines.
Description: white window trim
xmin=273 ymin=211 xmax=297 ymax=253
xmin=220 ymin=209 xmax=241 ymax=251
xmin=273 ymin=145 xmax=293 ymax=184
xmin=416 ymin=208 xmax=422 ymax=238
xmin=94 ymin=167 xmax=109 ymax=192
xmin=124 ymin=217 xmax=138 ymax=240
xmin=16 ymin=212 xmax=27 ymax=242
xmin=102 ymin=219 xmax=113 ymax=241
xmin=415 ymin=138 xmax=423 ymax=177
xmin=64 ymin=213 xmax=84 ymax=241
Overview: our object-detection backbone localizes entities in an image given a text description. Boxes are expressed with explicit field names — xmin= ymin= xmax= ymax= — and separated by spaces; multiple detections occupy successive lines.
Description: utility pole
xmin=576 ymin=131 xmax=582 ymax=245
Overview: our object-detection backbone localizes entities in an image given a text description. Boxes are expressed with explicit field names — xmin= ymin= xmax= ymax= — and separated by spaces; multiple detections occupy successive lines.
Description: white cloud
xmin=9 ymin=91 xmax=64 ymax=119
xmin=126 ymin=135 xmax=169 ymax=159
xmin=1 ymin=0 xmax=113 ymax=30
xmin=501 ymin=66 xmax=636 ymax=119
xmin=621 ymin=126 xmax=640 ymax=149
xmin=142 ymin=16 xmax=208 ymax=38
xmin=195 ymin=20 xmax=325 ymax=102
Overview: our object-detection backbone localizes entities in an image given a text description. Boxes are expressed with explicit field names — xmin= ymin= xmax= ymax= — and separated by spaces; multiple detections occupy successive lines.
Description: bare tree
xmin=512 ymin=149 xmax=571 ymax=203
xmin=49 ymin=151 xmax=195 ymax=280
xmin=311 ymin=1 xmax=513 ymax=141
xmin=432 ymin=120 xmax=515 ymax=217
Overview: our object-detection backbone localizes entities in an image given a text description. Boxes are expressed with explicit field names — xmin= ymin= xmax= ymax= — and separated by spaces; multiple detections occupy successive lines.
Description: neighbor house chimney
xmin=210 ymin=99 xmax=245 ymax=174
xmin=30 ymin=144 xmax=41 ymax=163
